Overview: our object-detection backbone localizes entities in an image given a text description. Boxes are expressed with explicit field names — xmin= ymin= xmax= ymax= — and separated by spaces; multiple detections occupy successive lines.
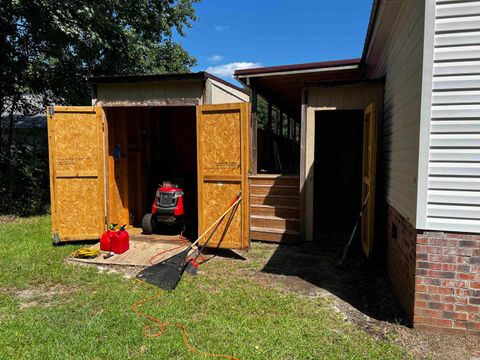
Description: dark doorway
xmin=313 ymin=110 xmax=363 ymax=247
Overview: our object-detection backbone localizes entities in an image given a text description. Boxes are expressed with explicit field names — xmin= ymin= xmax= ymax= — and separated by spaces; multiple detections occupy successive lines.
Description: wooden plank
xmin=361 ymin=102 xmax=377 ymax=258
xmin=250 ymin=185 xmax=299 ymax=196
xmin=47 ymin=107 xmax=57 ymax=241
xmin=250 ymin=228 xmax=299 ymax=243
xmin=69 ymin=229 xmax=196 ymax=267
xmin=251 ymin=85 xmax=258 ymax=175
xmin=299 ymin=88 xmax=307 ymax=240
xmin=203 ymin=174 xmax=242 ymax=182
xmin=55 ymin=170 xmax=98 ymax=178
xmin=250 ymin=215 xmax=299 ymax=232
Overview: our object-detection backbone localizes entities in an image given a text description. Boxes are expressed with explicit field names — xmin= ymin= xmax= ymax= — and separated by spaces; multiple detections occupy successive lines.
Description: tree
xmin=0 ymin=0 xmax=199 ymax=216
xmin=0 ymin=0 xmax=199 ymax=133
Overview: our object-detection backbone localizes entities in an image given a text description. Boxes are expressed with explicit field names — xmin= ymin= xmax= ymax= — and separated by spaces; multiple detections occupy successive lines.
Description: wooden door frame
xmin=299 ymin=100 xmax=379 ymax=249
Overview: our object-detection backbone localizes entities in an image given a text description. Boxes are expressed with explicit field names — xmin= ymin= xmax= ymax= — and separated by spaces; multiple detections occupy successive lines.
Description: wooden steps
xmin=249 ymin=174 xmax=300 ymax=243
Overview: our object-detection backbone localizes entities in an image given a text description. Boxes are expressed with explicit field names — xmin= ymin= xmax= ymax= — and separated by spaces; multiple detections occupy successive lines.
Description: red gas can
xmin=110 ymin=225 xmax=129 ymax=254
xmin=100 ymin=224 xmax=118 ymax=251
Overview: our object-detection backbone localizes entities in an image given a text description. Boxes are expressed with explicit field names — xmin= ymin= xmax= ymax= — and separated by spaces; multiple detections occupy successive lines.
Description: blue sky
xmin=174 ymin=0 xmax=373 ymax=83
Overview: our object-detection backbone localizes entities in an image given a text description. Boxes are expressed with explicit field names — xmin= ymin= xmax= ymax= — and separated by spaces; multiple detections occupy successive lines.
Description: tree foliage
xmin=0 ymin=0 xmax=199 ymax=215
xmin=0 ymin=0 xmax=199 ymax=111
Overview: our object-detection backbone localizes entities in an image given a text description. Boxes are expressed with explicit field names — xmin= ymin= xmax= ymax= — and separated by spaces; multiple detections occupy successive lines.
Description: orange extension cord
xmin=131 ymin=234 xmax=239 ymax=360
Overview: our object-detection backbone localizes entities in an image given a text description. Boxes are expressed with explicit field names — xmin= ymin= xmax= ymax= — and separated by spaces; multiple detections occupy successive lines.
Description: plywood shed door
xmin=196 ymin=103 xmax=250 ymax=249
xmin=361 ymin=103 xmax=377 ymax=257
xmin=47 ymin=106 xmax=105 ymax=243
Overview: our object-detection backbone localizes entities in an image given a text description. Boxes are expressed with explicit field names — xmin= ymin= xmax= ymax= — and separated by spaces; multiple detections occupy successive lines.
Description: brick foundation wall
xmin=386 ymin=205 xmax=417 ymax=321
xmin=414 ymin=232 xmax=480 ymax=336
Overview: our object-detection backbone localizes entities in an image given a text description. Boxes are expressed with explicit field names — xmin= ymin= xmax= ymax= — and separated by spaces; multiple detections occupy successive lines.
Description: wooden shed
xmin=47 ymin=72 xmax=251 ymax=250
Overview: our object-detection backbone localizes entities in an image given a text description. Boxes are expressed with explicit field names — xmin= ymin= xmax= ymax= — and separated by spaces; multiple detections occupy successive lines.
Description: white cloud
xmin=208 ymin=55 xmax=224 ymax=64
xmin=214 ymin=25 xmax=229 ymax=32
xmin=206 ymin=62 xmax=261 ymax=78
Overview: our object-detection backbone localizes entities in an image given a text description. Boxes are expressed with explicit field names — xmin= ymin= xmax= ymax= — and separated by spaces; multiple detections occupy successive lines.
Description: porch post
xmin=299 ymin=87 xmax=308 ymax=241
xmin=287 ymin=116 xmax=291 ymax=140
xmin=267 ymin=102 xmax=273 ymax=133
xmin=278 ymin=110 xmax=283 ymax=136
xmin=251 ymin=85 xmax=258 ymax=175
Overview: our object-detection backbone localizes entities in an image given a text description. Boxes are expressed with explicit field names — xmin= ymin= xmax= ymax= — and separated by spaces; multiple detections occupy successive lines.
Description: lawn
xmin=0 ymin=216 xmax=409 ymax=359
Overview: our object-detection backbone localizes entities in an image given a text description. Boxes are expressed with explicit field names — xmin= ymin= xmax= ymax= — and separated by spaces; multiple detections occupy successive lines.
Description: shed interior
xmin=105 ymin=106 xmax=198 ymax=237
xmin=313 ymin=110 xmax=364 ymax=245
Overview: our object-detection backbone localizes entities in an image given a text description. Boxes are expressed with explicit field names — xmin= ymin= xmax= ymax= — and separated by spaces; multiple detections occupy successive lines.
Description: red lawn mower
xmin=142 ymin=185 xmax=185 ymax=234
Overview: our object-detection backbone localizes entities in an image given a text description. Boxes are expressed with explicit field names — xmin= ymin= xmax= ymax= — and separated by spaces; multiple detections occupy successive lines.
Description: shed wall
xmin=418 ymin=0 xmax=480 ymax=233
xmin=207 ymin=79 xmax=249 ymax=104
xmin=304 ymin=83 xmax=384 ymax=241
xmin=366 ymin=0 xmax=425 ymax=227
xmin=95 ymin=80 xmax=204 ymax=106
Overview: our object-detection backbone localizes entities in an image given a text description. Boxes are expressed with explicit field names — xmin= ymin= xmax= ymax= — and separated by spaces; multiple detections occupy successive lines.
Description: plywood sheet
xmin=70 ymin=229 xmax=195 ymax=267
xmin=48 ymin=107 xmax=105 ymax=242
xmin=200 ymin=110 xmax=241 ymax=176
xmin=202 ymin=181 xmax=242 ymax=248
xmin=196 ymin=103 xmax=250 ymax=250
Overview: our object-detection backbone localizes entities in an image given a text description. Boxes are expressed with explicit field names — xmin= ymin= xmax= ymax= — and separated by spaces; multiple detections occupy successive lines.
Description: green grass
xmin=0 ymin=216 xmax=409 ymax=359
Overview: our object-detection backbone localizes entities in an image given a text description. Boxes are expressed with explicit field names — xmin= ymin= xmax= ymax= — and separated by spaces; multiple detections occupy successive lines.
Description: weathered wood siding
xmin=206 ymin=78 xmax=249 ymax=104
xmin=95 ymin=80 xmax=204 ymax=106
xmin=418 ymin=0 xmax=480 ymax=232
xmin=366 ymin=0 xmax=426 ymax=227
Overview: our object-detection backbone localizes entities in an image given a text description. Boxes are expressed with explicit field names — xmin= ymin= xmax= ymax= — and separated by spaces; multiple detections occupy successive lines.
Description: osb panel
xmin=107 ymin=108 xmax=129 ymax=226
xmin=53 ymin=113 xmax=98 ymax=172
xmin=48 ymin=107 xmax=104 ymax=242
xmin=200 ymin=110 xmax=241 ymax=176
xmin=199 ymin=181 xmax=242 ymax=249
xmin=55 ymin=178 xmax=101 ymax=238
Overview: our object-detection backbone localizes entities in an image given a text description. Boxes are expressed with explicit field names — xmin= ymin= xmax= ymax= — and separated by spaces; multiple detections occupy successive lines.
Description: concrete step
xmin=250 ymin=215 xmax=300 ymax=232
xmin=250 ymin=204 xmax=299 ymax=218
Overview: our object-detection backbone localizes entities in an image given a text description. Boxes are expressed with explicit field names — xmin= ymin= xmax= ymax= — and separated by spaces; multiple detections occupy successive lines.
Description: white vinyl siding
xmin=367 ymin=0 xmax=426 ymax=226
xmin=421 ymin=0 xmax=480 ymax=232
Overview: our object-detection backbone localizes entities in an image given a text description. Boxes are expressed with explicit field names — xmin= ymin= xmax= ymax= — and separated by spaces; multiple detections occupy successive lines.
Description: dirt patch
xmin=0 ymin=215 xmax=17 ymax=225
xmin=3 ymin=284 xmax=82 ymax=309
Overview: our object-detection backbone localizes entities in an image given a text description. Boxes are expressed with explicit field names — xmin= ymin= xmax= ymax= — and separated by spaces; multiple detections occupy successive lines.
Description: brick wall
xmin=386 ymin=205 xmax=417 ymax=321
xmin=414 ymin=232 xmax=480 ymax=336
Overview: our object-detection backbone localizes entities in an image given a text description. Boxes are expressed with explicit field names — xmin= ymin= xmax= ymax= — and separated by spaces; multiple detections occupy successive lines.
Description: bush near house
xmin=0 ymin=129 xmax=50 ymax=216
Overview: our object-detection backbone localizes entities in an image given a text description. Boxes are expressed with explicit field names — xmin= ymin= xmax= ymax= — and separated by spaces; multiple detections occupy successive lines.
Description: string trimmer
xmin=136 ymin=192 xmax=242 ymax=290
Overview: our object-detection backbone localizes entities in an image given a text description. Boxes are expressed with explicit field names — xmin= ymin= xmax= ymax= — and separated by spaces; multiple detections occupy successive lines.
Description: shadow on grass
xmin=261 ymin=241 xmax=408 ymax=326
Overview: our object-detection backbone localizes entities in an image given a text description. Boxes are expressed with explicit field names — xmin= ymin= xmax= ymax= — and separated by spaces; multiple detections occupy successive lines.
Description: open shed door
xmin=361 ymin=103 xmax=377 ymax=257
xmin=196 ymin=103 xmax=250 ymax=249
xmin=47 ymin=106 xmax=105 ymax=243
